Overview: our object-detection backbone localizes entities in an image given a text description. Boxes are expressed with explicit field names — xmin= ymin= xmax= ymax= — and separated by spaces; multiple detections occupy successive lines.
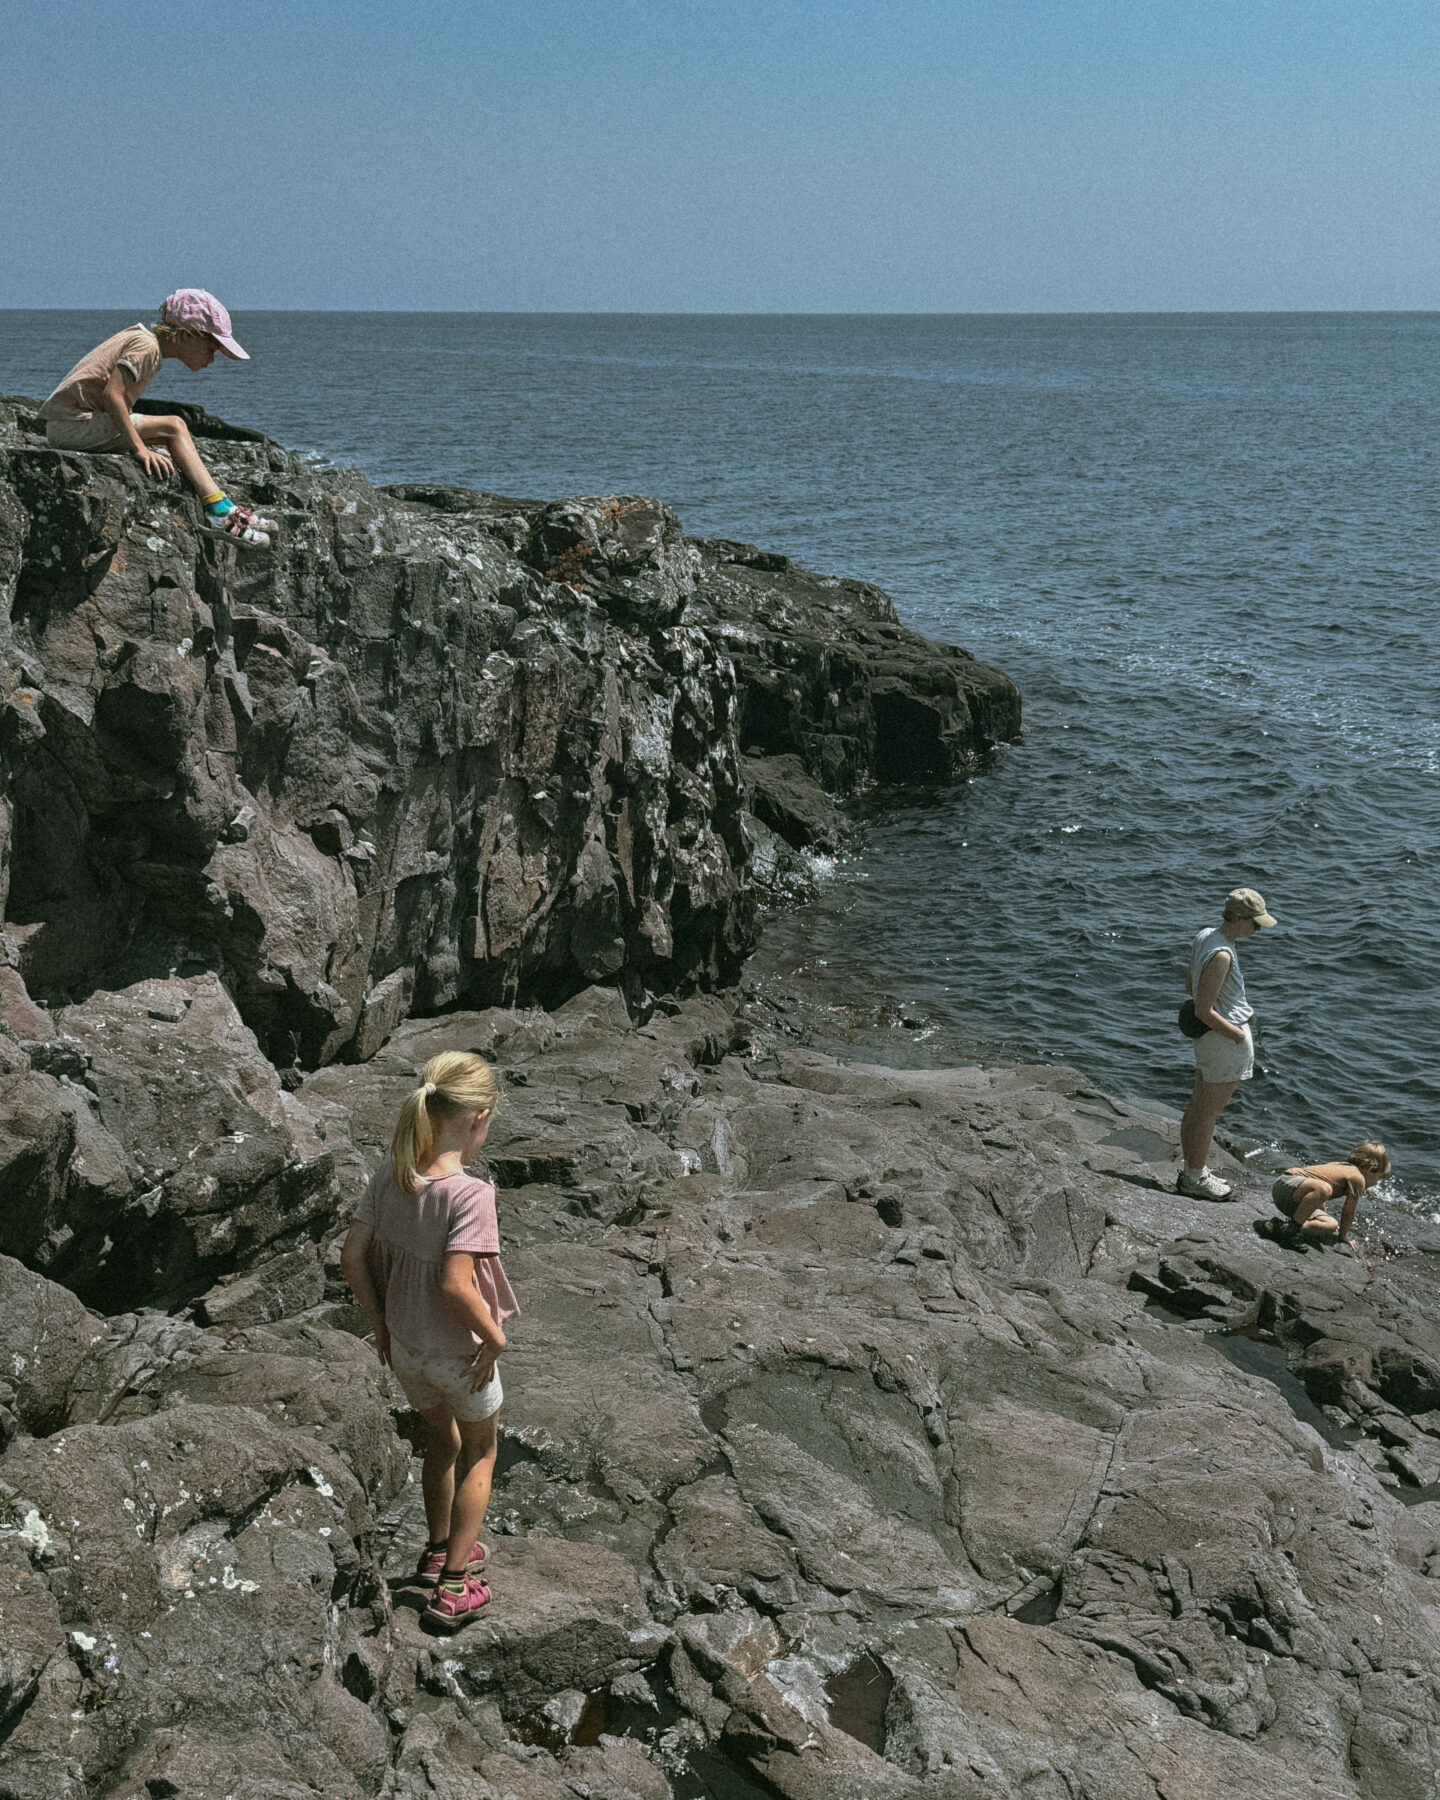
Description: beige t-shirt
xmin=40 ymin=325 xmax=162 ymax=421
xmin=355 ymin=1167 xmax=519 ymax=1361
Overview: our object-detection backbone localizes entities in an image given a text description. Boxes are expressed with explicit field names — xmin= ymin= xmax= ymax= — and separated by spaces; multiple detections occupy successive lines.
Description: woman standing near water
xmin=1177 ymin=888 xmax=1276 ymax=1201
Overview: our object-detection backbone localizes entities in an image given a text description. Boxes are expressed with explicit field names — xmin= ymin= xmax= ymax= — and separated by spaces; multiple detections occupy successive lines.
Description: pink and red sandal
xmin=414 ymin=1540 xmax=487 ymax=1585
xmin=424 ymin=1572 xmax=491 ymax=1632
xmin=200 ymin=502 xmax=276 ymax=551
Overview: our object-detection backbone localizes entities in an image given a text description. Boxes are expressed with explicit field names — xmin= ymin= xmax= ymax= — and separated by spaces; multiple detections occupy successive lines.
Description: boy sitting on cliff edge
xmin=39 ymin=288 xmax=277 ymax=550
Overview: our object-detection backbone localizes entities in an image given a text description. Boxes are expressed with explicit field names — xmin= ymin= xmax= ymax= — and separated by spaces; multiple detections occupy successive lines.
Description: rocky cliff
xmin=0 ymin=396 xmax=1016 ymax=1072
xmin=3 ymin=405 xmax=1440 ymax=1800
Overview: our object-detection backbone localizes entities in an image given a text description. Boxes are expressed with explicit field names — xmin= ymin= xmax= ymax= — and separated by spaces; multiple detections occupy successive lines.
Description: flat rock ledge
xmin=3 ymin=407 xmax=1440 ymax=1798
xmin=4 ymin=978 xmax=1440 ymax=1798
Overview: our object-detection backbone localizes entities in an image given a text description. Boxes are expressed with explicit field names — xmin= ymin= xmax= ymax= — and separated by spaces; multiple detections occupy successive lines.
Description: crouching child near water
xmin=1272 ymin=1141 xmax=1390 ymax=1246
xmin=339 ymin=1052 xmax=518 ymax=1632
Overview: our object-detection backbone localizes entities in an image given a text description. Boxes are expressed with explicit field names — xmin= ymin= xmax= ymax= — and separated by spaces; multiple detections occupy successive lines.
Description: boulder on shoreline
xmin=3 ymin=405 xmax=1439 ymax=1799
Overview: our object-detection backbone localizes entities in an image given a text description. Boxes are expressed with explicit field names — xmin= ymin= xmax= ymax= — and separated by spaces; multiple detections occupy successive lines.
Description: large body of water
xmin=3 ymin=311 xmax=1437 ymax=1209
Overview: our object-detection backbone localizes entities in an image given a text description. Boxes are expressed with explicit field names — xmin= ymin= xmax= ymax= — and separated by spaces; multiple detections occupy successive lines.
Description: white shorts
xmin=45 ymin=413 xmax=146 ymax=452
xmin=390 ymin=1339 xmax=503 ymax=1423
xmin=1195 ymin=1021 xmax=1254 ymax=1084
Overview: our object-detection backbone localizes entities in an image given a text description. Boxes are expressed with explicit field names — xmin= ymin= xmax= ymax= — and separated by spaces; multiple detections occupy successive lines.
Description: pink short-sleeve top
xmin=40 ymin=325 xmax=163 ymax=421
xmin=355 ymin=1168 xmax=519 ymax=1361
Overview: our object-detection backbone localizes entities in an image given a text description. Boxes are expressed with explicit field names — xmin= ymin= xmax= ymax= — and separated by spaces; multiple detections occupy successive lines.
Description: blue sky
xmin=4 ymin=0 xmax=1440 ymax=310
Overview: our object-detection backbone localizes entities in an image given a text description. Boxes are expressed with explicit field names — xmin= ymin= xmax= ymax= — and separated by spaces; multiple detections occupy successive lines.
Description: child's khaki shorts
xmin=390 ymin=1338 xmax=502 ymax=1422
xmin=45 ymin=412 xmax=146 ymax=452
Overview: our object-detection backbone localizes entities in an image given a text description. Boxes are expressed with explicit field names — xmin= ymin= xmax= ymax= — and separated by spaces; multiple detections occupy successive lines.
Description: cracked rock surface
xmin=5 ymin=984 xmax=1440 ymax=1796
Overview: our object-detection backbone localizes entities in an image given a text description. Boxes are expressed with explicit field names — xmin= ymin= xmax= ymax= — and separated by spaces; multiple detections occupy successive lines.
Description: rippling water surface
xmin=3 ymin=311 xmax=1437 ymax=1204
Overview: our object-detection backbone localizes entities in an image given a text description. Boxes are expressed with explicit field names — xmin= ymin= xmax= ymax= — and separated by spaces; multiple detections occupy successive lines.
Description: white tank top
xmin=1189 ymin=927 xmax=1252 ymax=1026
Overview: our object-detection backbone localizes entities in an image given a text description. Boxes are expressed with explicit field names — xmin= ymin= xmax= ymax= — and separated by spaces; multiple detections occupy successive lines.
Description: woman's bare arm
xmin=1195 ymin=951 xmax=1245 ymax=1041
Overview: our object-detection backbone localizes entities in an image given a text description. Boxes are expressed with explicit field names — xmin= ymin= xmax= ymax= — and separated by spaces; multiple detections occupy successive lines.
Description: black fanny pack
xmin=1177 ymin=998 xmax=1210 ymax=1040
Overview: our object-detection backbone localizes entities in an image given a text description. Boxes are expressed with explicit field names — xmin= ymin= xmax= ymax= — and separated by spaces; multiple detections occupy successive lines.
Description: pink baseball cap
xmin=159 ymin=288 xmax=249 ymax=360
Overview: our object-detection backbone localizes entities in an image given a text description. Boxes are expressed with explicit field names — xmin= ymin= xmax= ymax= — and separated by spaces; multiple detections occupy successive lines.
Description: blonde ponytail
xmin=390 ymin=1051 xmax=500 ymax=1192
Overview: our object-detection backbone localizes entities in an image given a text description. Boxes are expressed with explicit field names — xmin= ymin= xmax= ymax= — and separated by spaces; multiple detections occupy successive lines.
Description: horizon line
xmin=5 ymin=306 xmax=1440 ymax=319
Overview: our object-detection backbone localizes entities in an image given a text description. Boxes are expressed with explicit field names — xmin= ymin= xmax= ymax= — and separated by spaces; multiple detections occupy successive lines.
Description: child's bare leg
xmin=444 ymin=1414 xmax=498 ymax=1573
xmin=133 ymin=415 xmax=219 ymax=495
xmin=418 ymin=1406 xmax=461 ymax=1544
xmin=1289 ymin=1179 xmax=1338 ymax=1231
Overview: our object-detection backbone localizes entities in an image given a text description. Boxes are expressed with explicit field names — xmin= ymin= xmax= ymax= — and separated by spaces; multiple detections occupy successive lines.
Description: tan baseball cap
xmin=1224 ymin=887 xmax=1276 ymax=927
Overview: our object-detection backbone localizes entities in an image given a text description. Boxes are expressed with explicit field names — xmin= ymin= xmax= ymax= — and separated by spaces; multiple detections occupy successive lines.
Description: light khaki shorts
xmin=45 ymin=412 xmax=147 ymax=452
xmin=1195 ymin=1020 xmax=1254 ymax=1084
xmin=390 ymin=1338 xmax=502 ymax=1423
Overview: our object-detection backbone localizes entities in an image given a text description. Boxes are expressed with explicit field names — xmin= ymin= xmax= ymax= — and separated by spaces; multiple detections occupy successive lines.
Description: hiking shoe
xmin=199 ymin=503 xmax=273 ymax=550
xmin=423 ymin=1573 xmax=490 ymax=1632
xmin=1176 ymin=1168 xmax=1233 ymax=1201
xmin=414 ymin=1541 xmax=487 ymax=1585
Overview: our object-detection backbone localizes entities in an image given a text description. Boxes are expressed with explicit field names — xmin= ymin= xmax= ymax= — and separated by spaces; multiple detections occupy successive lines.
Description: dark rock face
xmin=0 ymin=399 xmax=1018 ymax=1069
xmin=0 ymin=972 xmax=345 ymax=1312
xmin=690 ymin=538 xmax=1018 ymax=792
xmin=742 ymin=753 xmax=846 ymax=852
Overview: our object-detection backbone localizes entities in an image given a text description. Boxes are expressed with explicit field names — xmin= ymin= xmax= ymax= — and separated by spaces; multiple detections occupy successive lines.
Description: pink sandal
xmin=414 ymin=1540 xmax=487 ymax=1584
xmin=424 ymin=1572 xmax=491 ymax=1632
xmin=199 ymin=502 xmax=276 ymax=551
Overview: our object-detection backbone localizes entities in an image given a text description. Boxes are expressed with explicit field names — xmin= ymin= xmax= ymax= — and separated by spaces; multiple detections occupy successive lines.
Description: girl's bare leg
xmin=418 ymin=1406 xmax=461 ymax=1544
xmin=134 ymin=415 xmax=220 ymax=496
xmin=444 ymin=1414 xmax=498 ymax=1572
xmin=1288 ymin=1180 xmax=1338 ymax=1231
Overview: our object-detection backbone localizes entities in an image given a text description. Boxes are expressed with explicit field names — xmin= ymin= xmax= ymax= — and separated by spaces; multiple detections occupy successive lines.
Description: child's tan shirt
xmin=355 ymin=1168 xmax=519 ymax=1360
xmin=40 ymin=325 xmax=162 ymax=421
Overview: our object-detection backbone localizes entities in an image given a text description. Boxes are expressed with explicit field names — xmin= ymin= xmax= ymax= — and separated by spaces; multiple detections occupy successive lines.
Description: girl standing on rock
xmin=340 ymin=1052 xmax=517 ymax=1632
xmin=38 ymin=288 xmax=278 ymax=549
